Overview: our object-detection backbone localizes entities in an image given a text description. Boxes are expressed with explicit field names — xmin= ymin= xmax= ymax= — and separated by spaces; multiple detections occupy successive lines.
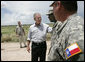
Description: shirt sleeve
xmin=27 ymin=27 xmax=32 ymax=41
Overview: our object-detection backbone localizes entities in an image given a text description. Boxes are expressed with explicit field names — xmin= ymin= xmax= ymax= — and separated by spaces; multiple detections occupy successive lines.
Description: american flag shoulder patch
xmin=65 ymin=42 xmax=82 ymax=59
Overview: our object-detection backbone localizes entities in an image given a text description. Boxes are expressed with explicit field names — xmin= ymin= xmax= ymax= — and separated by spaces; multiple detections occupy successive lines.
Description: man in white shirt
xmin=27 ymin=13 xmax=52 ymax=61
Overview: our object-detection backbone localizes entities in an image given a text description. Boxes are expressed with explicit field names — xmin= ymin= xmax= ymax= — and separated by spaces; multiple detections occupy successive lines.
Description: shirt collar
xmin=34 ymin=23 xmax=43 ymax=27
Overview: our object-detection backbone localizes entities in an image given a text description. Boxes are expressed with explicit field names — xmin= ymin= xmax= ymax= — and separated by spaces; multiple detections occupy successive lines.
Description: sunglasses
xmin=35 ymin=17 xmax=41 ymax=20
xmin=38 ymin=17 xmax=41 ymax=20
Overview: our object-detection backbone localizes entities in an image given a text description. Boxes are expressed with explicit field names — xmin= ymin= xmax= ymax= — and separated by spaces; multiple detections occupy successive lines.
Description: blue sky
xmin=1 ymin=1 xmax=84 ymax=25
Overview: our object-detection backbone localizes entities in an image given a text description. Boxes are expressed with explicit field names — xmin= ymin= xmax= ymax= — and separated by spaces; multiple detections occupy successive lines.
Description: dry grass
xmin=1 ymin=23 xmax=53 ymax=42
xmin=1 ymin=34 xmax=12 ymax=42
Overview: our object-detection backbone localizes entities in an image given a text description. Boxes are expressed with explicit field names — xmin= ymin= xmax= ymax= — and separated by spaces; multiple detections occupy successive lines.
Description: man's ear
xmin=34 ymin=18 xmax=36 ymax=20
xmin=57 ymin=1 xmax=62 ymax=9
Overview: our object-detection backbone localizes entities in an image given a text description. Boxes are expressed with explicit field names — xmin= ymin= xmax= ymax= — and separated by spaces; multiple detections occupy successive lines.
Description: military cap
xmin=50 ymin=1 xmax=56 ymax=7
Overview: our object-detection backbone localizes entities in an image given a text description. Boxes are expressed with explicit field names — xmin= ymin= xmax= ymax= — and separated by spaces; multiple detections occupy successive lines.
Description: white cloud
xmin=1 ymin=1 xmax=7 ymax=8
xmin=4 ymin=1 xmax=53 ymax=15
xmin=1 ymin=1 xmax=53 ymax=25
xmin=1 ymin=13 xmax=17 ymax=25
xmin=1 ymin=1 xmax=84 ymax=25
xmin=77 ymin=1 xmax=84 ymax=18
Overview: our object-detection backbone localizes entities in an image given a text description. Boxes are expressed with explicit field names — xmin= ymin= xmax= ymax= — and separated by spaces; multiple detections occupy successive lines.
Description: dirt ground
xmin=1 ymin=41 xmax=51 ymax=61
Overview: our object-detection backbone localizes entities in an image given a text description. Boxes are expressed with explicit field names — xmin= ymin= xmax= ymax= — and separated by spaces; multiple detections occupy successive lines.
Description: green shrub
xmin=1 ymin=35 xmax=12 ymax=42
xmin=1 ymin=23 xmax=53 ymax=42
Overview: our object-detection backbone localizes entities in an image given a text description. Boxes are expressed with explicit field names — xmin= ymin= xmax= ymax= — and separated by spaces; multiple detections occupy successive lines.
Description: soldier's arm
xmin=23 ymin=28 xmax=25 ymax=36
xmin=16 ymin=28 xmax=18 ymax=35
xmin=67 ymin=23 xmax=84 ymax=61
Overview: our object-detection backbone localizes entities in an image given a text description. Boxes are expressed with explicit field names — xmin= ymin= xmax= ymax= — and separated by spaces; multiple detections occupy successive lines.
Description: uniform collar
xmin=56 ymin=13 xmax=77 ymax=33
xmin=53 ymin=21 xmax=58 ymax=28
xmin=67 ymin=13 xmax=77 ymax=21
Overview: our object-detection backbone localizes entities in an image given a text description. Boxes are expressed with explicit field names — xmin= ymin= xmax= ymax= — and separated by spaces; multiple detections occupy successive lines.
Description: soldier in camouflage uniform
xmin=47 ymin=1 xmax=84 ymax=61
xmin=16 ymin=21 xmax=27 ymax=48
xmin=46 ymin=9 xmax=56 ymax=23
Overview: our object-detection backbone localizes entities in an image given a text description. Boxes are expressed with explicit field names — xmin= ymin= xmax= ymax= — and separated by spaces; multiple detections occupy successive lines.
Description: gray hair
xmin=33 ymin=13 xmax=41 ymax=18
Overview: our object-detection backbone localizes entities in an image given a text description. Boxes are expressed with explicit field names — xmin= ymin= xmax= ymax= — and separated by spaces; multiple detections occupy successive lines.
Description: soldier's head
xmin=50 ymin=1 xmax=78 ymax=22
xmin=18 ymin=21 xmax=21 ymax=27
xmin=33 ymin=13 xmax=42 ymax=25
xmin=47 ymin=12 xmax=56 ymax=23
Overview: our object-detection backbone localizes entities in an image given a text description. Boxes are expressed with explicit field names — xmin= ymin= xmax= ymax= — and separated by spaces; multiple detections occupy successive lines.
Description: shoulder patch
xmin=65 ymin=42 xmax=82 ymax=59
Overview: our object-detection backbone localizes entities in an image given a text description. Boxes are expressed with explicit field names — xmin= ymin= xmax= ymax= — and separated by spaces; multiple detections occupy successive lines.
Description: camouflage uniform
xmin=47 ymin=13 xmax=84 ymax=61
xmin=16 ymin=26 xmax=27 ymax=47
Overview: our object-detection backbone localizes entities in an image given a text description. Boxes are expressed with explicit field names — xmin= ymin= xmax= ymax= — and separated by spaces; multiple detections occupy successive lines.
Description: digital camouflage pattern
xmin=48 ymin=13 xmax=84 ymax=61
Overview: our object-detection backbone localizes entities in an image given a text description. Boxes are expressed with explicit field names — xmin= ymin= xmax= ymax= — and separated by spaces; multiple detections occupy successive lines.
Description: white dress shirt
xmin=27 ymin=23 xmax=52 ymax=43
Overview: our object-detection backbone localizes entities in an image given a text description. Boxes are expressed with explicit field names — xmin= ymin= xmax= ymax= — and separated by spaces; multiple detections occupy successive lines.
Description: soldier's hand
xmin=27 ymin=46 xmax=30 ymax=53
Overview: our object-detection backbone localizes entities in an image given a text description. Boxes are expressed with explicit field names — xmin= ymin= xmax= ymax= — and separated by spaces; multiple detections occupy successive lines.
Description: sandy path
xmin=1 ymin=41 xmax=51 ymax=61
